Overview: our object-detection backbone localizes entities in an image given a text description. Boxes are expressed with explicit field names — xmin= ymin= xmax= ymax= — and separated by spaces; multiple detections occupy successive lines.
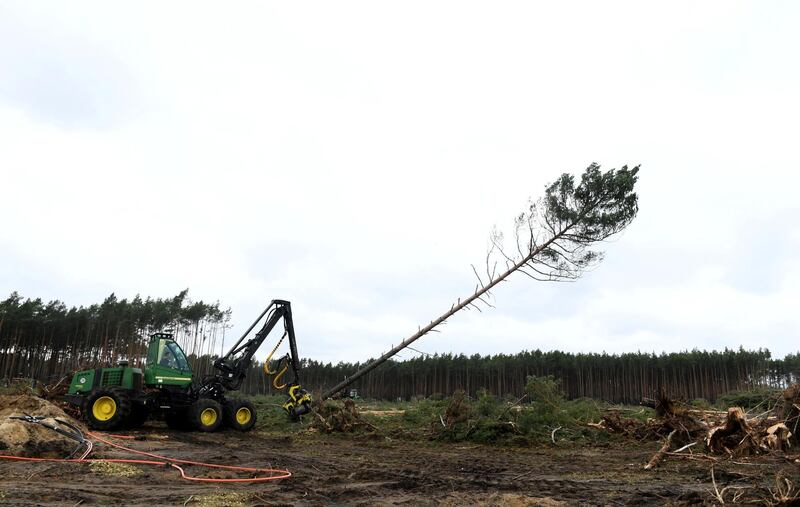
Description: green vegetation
xmin=426 ymin=377 xmax=609 ymax=445
xmin=716 ymin=387 xmax=783 ymax=411
xmin=305 ymin=377 xmax=651 ymax=447
xmin=250 ymin=394 xmax=299 ymax=433
xmin=190 ymin=492 xmax=249 ymax=507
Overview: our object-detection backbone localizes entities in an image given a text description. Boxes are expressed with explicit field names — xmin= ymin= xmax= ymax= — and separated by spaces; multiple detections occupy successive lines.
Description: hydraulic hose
xmin=0 ymin=426 xmax=291 ymax=483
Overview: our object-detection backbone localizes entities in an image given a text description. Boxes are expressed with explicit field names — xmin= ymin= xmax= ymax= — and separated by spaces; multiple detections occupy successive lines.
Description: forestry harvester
xmin=64 ymin=300 xmax=311 ymax=432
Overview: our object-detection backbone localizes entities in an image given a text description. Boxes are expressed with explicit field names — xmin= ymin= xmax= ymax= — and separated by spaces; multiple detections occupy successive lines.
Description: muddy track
xmin=0 ymin=423 xmax=794 ymax=506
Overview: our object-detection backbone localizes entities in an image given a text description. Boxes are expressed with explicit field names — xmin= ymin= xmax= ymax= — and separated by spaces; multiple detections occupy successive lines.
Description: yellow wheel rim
xmin=235 ymin=407 xmax=252 ymax=425
xmin=200 ymin=408 xmax=218 ymax=426
xmin=92 ymin=396 xmax=117 ymax=422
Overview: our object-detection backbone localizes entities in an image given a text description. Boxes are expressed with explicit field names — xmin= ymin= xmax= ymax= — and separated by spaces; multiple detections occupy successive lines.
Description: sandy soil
xmin=2 ymin=421 xmax=797 ymax=506
xmin=0 ymin=395 xmax=86 ymax=458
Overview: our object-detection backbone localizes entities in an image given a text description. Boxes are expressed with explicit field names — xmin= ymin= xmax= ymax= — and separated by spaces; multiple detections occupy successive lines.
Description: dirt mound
xmin=0 ymin=395 xmax=86 ymax=457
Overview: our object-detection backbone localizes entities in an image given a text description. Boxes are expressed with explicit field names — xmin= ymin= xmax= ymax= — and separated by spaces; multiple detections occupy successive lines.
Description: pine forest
xmin=1 ymin=291 xmax=797 ymax=404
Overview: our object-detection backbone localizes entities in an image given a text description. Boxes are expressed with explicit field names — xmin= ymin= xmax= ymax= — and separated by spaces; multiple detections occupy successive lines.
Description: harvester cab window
xmin=160 ymin=341 xmax=190 ymax=371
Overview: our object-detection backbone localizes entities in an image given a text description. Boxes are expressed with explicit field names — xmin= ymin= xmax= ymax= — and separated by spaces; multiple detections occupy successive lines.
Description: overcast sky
xmin=1 ymin=2 xmax=798 ymax=364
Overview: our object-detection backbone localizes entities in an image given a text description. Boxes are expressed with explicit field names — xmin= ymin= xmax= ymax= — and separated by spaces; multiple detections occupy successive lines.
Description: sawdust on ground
xmin=0 ymin=395 xmax=85 ymax=457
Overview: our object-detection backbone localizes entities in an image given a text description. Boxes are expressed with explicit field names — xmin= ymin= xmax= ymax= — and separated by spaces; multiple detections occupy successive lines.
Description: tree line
xmin=299 ymin=348 xmax=799 ymax=403
xmin=0 ymin=290 xmax=229 ymax=383
xmin=2 ymin=292 xmax=797 ymax=403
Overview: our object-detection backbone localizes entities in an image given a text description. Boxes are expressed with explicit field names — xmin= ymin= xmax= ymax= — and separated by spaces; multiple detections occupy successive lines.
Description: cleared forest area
xmin=1 ymin=383 xmax=798 ymax=506
xmin=1 ymin=289 xmax=799 ymax=505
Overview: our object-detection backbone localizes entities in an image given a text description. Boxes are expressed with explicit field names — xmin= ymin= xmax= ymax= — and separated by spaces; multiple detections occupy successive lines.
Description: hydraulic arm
xmin=208 ymin=299 xmax=311 ymax=418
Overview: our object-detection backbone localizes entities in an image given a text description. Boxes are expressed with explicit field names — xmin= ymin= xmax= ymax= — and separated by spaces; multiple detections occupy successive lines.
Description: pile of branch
xmin=39 ymin=376 xmax=81 ymax=418
xmin=310 ymin=399 xmax=378 ymax=433
xmin=590 ymin=385 xmax=798 ymax=470
xmin=439 ymin=391 xmax=471 ymax=430
xmin=430 ymin=390 xmax=471 ymax=439
xmin=430 ymin=391 xmax=520 ymax=442
xmin=591 ymin=392 xmax=709 ymax=443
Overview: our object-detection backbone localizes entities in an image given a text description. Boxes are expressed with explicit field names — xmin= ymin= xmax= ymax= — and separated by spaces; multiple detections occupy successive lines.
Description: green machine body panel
xmin=67 ymin=370 xmax=95 ymax=395
xmin=143 ymin=333 xmax=193 ymax=387
xmin=67 ymin=366 xmax=143 ymax=395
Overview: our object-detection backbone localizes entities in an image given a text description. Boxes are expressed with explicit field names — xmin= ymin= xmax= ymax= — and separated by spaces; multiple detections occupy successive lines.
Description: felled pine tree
xmin=323 ymin=163 xmax=640 ymax=399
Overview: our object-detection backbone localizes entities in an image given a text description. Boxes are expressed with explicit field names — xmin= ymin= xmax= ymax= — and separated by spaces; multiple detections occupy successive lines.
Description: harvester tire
xmin=190 ymin=398 xmax=223 ymax=432
xmin=224 ymin=399 xmax=257 ymax=432
xmin=85 ymin=388 xmax=131 ymax=430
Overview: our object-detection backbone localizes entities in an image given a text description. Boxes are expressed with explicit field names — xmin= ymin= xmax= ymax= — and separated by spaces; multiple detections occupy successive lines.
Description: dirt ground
xmin=1 ymin=422 xmax=797 ymax=506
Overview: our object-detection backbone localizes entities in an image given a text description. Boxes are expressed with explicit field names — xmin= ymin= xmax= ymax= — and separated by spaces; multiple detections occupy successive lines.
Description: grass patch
xmin=190 ymin=492 xmax=249 ymax=507
xmin=354 ymin=399 xmax=408 ymax=411
xmin=89 ymin=461 xmax=142 ymax=477
xmin=250 ymin=394 xmax=307 ymax=434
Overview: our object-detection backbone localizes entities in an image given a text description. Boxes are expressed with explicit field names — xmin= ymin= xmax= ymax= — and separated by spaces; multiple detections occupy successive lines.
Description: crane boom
xmin=205 ymin=299 xmax=311 ymax=418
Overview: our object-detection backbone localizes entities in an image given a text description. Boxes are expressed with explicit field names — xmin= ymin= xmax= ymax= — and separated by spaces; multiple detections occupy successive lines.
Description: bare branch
xmin=471 ymin=264 xmax=485 ymax=289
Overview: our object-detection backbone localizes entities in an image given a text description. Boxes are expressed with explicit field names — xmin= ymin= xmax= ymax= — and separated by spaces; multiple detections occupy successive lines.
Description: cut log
xmin=644 ymin=429 xmax=676 ymax=470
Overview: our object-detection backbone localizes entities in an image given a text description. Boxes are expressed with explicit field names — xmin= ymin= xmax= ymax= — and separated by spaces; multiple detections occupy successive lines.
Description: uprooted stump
xmin=763 ymin=422 xmax=793 ymax=452
xmin=707 ymin=407 xmax=794 ymax=456
xmin=311 ymin=399 xmax=378 ymax=433
xmin=707 ymin=407 xmax=751 ymax=454
xmin=781 ymin=384 xmax=800 ymax=434
xmin=0 ymin=394 xmax=87 ymax=457
xmin=593 ymin=393 xmax=796 ymax=469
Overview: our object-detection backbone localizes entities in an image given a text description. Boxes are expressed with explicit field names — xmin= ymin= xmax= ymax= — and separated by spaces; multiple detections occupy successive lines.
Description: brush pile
xmin=430 ymin=390 xmax=523 ymax=443
xmin=591 ymin=385 xmax=799 ymax=469
xmin=311 ymin=399 xmax=378 ymax=433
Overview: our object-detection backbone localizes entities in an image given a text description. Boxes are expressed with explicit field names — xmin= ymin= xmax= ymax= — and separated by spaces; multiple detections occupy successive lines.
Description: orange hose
xmin=0 ymin=432 xmax=291 ymax=483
